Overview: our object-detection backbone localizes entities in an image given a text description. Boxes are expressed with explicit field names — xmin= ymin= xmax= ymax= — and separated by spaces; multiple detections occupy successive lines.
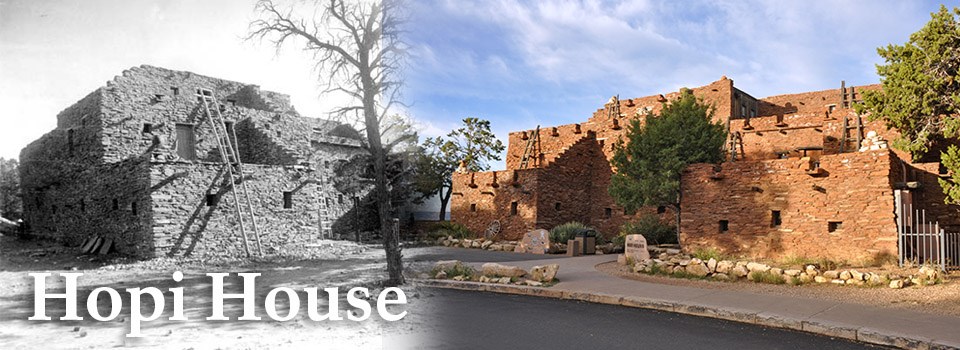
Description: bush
xmin=617 ymin=214 xmax=677 ymax=246
xmin=748 ymin=270 xmax=785 ymax=284
xmin=691 ymin=247 xmax=725 ymax=261
xmin=431 ymin=262 xmax=475 ymax=279
xmin=428 ymin=222 xmax=473 ymax=240
xmin=549 ymin=221 xmax=592 ymax=244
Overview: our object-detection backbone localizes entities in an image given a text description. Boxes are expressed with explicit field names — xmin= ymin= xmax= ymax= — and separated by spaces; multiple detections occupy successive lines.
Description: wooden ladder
xmin=839 ymin=113 xmax=864 ymax=153
xmin=196 ymin=89 xmax=263 ymax=257
xmin=519 ymin=126 xmax=541 ymax=169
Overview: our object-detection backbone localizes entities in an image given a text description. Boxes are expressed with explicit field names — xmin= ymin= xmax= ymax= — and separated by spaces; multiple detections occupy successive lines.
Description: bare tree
xmin=249 ymin=0 xmax=406 ymax=285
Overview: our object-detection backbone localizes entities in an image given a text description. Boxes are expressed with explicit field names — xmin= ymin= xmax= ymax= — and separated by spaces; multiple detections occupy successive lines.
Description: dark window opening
xmin=51 ymin=205 xmax=57 ymax=214
xmin=112 ymin=198 xmax=119 ymax=211
xmin=337 ymin=194 xmax=343 ymax=205
xmin=154 ymin=94 xmax=165 ymax=102
xmin=283 ymin=191 xmax=293 ymax=209
xmin=131 ymin=201 xmax=138 ymax=215
xmin=719 ymin=220 xmax=729 ymax=233
xmin=67 ymin=129 xmax=75 ymax=156
xmin=35 ymin=195 xmax=42 ymax=208
xmin=554 ymin=202 xmax=561 ymax=211
xmin=80 ymin=199 xmax=86 ymax=212
xmin=828 ymin=221 xmax=843 ymax=232
xmin=276 ymin=131 xmax=282 ymax=138
xmin=226 ymin=98 xmax=237 ymax=106
xmin=142 ymin=123 xmax=152 ymax=133
xmin=510 ymin=202 xmax=518 ymax=216
xmin=224 ymin=121 xmax=235 ymax=139
xmin=604 ymin=208 xmax=612 ymax=218
xmin=657 ymin=206 xmax=666 ymax=214
xmin=771 ymin=210 xmax=782 ymax=227
xmin=324 ymin=161 xmax=330 ymax=169
xmin=171 ymin=87 xmax=180 ymax=96
xmin=326 ymin=198 xmax=333 ymax=207
xmin=205 ymin=193 xmax=218 ymax=206
xmin=470 ymin=203 xmax=477 ymax=212
xmin=175 ymin=124 xmax=197 ymax=160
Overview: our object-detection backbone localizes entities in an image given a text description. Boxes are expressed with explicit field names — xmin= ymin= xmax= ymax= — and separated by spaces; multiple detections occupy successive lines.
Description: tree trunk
xmin=438 ymin=186 xmax=451 ymax=221
xmin=360 ymin=68 xmax=403 ymax=286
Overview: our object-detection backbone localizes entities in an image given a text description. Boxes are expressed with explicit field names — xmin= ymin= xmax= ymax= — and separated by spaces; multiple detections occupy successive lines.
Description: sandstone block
xmin=715 ymin=260 xmax=734 ymax=274
xmin=530 ymin=264 xmax=560 ymax=282
xmin=686 ymin=262 xmax=710 ymax=277
xmin=482 ymin=263 xmax=527 ymax=278
xmin=746 ymin=262 xmax=770 ymax=273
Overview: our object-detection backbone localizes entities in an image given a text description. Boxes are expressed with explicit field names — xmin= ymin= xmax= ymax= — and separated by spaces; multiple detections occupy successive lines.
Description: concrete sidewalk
xmin=415 ymin=254 xmax=960 ymax=349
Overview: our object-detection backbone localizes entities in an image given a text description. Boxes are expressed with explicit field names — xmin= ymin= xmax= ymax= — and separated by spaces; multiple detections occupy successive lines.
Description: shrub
xmin=431 ymin=262 xmax=475 ymax=279
xmin=691 ymin=247 xmax=724 ymax=261
xmin=549 ymin=221 xmax=592 ymax=243
xmin=617 ymin=214 xmax=677 ymax=246
xmin=748 ymin=270 xmax=785 ymax=284
xmin=428 ymin=222 xmax=473 ymax=240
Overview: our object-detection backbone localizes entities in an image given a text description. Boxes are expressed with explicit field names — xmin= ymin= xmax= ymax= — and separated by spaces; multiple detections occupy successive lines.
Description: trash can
xmin=574 ymin=229 xmax=597 ymax=255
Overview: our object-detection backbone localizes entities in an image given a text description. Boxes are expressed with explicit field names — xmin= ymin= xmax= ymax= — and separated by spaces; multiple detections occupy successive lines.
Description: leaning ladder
xmin=839 ymin=113 xmax=863 ymax=153
xmin=519 ymin=126 xmax=541 ymax=169
xmin=197 ymin=89 xmax=263 ymax=257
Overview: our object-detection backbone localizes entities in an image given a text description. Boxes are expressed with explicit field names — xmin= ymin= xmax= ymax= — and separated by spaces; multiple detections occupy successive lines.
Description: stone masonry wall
xmin=149 ymin=162 xmax=326 ymax=258
xmin=680 ymin=150 xmax=899 ymax=262
xmin=451 ymin=168 xmax=540 ymax=241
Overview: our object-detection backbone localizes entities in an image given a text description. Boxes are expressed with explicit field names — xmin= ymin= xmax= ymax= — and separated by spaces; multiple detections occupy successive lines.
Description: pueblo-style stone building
xmin=451 ymin=76 xmax=960 ymax=262
xmin=20 ymin=65 xmax=367 ymax=258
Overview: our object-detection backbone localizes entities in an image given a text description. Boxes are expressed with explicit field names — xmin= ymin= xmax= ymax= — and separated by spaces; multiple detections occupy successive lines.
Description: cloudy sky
xmin=0 ymin=0 xmax=948 ymax=167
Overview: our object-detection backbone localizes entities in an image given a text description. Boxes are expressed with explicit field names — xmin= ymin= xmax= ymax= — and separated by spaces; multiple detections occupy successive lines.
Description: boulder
xmin=482 ymin=263 xmax=527 ymax=278
xmin=919 ymin=266 xmax=940 ymax=280
xmin=470 ymin=240 xmax=481 ymax=248
xmin=804 ymin=265 xmax=819 ymax=276
xmin=715 ymin=260 xmax=734 ymax=274
xmin=798 ymin=273 xmax=813 ymax=284
xmin=746 ymin=262 xmax=771 ymax=273
xmin=707 ymin=258 xmax=718 ymax=273
xmin=434 ymin=260 xmax=463 ymax=271
xmin=814 ymin=276 xmax=828 ymax=283
xmin=849 ymin=270 xmax=865 ymax=281
xmin=783 ymin=269 xmax=801 ymax=277
xmin=502 ymin=244 xmax=517 ymax=251
xmin=770 ymin=267 xmax=783 ymax=276
xmin=498 ymin=277 xmax=512 ymax=284
xmin=889 ymin=280 xmax=904 ymax=289
xmin=617 ymin=254 xmax=628 ymax=265
xmin=481 ymin=241 xmax=494 ymax=250
xmin=452 ymin=275 xmax=465 ymax=281
xmin=823 ymin=270 xmax=839 ymax=279
xmin=686 ymin=262 xmax=710 ymax=277
xmin=731 ymin=265 xmax=749 ymax=278
xmin=839 ymin=270 xmax=852 ymax=281
xmin=435 ymin=271 xmax=448 ymax=279
xmin=488 ymin=244 xmax=503 ymax=251
xmin=530 ymin=264 xmax=560 ymax=282
xmin=712 ymin=273 xmax=730 ymax=281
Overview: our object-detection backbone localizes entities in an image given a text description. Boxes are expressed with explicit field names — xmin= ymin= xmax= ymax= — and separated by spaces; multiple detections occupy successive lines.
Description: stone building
xmin=19 ymin=65 xmax=367 ymax=258
xmin=451 ymin=77 xmax=959 ymax=262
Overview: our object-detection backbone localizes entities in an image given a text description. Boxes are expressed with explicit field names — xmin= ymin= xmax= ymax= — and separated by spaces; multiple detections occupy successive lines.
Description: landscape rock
xmin=814 ymin=276 xmax=828 ymax=283
xmin=783 ymin=269 xmax=801 ymax=277
xmin=823 ymin=270 xmax=839 ymax=279
xmin=839 ymin=270 xmax=852 ymax=280
xmin=715 ymin=260 xmax=734 ymax=274
xmin=889 ymin=279 xmax=904 ymax=289
xmin=686 ymin=262 xmax=710 ymax=277
xmin=530 ymin=264 xmax=560 ymax=282
xmin=482 ymin=263 xmax=527 ymax=278
xmin=481 ymin=240 xmax=494 ymax=250
xmin=435 ymin=271 xmax=448 ymax=279
xmin=707 ymin=258 xmax=718 ymax=273
xmin=434 ymin=260 xmax=463 ymax=271
xmin=746 ymin=262 xmax=771 ymax=273
xmin=498 ymin=277 xmax=512 ymax=284
xmin=731 ymin=265 xmax=749 ymax=278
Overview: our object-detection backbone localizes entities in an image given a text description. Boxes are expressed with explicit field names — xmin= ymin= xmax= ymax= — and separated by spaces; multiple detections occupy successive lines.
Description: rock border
xmin=413 ymin=279 xmax=960 ymax=350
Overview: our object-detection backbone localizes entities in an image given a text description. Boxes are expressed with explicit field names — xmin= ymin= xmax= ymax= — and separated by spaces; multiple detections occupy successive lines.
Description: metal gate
xmin=895 ymin=193 xmax=960 ymax=271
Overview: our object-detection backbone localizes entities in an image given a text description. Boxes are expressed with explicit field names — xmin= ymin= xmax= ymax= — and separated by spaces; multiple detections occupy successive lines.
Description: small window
xmin=326 ymin=198 xmax=333 ymax=207
xmin=283 ymin=191 xmax=293 ymax=209
xmin=51 ymin=205 xmax=57 ymax=214
xmin=142 ymin=123 xmax=152 ymax=133
xmin=226 ymin=98 xmax=237 ymax=106
xmin=338 ymin=194 xmax=343 ymax=205
xmin=175 ymin=124 xmax=197 ymax=161
xmin=719 ymin=220 xmax=729 ymax=233
xmin=554 ymin=202 xmax=561 ymax=211
xmin=604 ymin=208 xmax=612 ymax=218
xmin=224 ymin=122 xmax=234 ymax=136
xmin=470 ymin=203 xmax=477 ymax=212
xmin=131 ymin=201 xmax=138 ymax=215
xmin=171 ymin=87 xmax=180 ymax=95
xmin=276 ymin=131 xmax=282 ymax=138
xmin=657 ymin=206 xmax=666 ymax=214
xmin=750 ymin=109 xmax=756 ymax=118
xmin=80 ymin=199 xmax=86 ymax=213
xmin=324 ymin=161 xmax=330 ymax=169
xmin=154 ymin=94 xmax=165 ymax=102
xmin=828 ymin=221 xmax=843 ymax=232
xmin=205 ymin=193 xmax=218 ymax=206
xmin=510 ymin=202 xmax=518 ymax=216
xmin=112 ymin=198 xmax=119 ymax=211
xmin=771 ymin=210 xmax=782 ymax=227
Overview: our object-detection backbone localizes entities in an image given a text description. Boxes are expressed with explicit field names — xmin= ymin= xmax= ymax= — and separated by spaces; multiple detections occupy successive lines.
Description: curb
xmin=413 ymin=279 xmax=959 ymax=350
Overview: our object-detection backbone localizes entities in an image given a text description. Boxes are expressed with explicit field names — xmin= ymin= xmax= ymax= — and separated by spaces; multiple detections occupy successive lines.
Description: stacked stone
xmin=859 ymin=130 xmax=889 ymax=152
xmin=437 ymin=236 xmax=519 ymax=252
xmin=624 ymin=251 xmax=944 ymax=289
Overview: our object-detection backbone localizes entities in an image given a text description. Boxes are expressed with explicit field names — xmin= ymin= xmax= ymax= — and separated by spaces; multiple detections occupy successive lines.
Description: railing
xmin=896 ymin=203 xmax=960 ymax=271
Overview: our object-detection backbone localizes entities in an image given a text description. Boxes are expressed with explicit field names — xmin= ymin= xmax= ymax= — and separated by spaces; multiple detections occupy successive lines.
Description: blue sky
xmin=0 ymin=0 xmax=949 ymax=170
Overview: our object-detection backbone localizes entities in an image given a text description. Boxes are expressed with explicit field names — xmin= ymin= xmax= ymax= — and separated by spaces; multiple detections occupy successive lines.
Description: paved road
xmin=405 ymin=246 xmax=568 ymax=263
xmin=408 ymin=288 xmax=885 ymax=350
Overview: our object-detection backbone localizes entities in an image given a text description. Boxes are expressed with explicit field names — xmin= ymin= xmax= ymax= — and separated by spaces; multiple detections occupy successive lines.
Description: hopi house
xmin=20 ymin=65 xmax=369 ymax=258
xmin=452 ymin=77 xmax=959 ymax=262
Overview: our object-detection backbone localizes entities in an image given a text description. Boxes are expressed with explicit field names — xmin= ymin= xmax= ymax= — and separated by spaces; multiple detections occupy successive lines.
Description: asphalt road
xmin=411 ymin=288 xmax=887 ymax=350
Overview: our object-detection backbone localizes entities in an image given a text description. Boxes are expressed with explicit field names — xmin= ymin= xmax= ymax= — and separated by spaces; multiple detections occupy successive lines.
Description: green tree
xmin=858 ymin=5 xmax=960 ymax=204
xmin=416 ymin=118 xmax=505 ymax=220
xmin=608 ymin=90 xmax=726 ymax=238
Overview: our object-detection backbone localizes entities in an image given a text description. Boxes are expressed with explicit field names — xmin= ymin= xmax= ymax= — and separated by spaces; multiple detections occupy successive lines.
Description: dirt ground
xmin=0 ymin=235 xmax=442 ymax=349
xmin=596 ymin=261 xmax=960 ymax=317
